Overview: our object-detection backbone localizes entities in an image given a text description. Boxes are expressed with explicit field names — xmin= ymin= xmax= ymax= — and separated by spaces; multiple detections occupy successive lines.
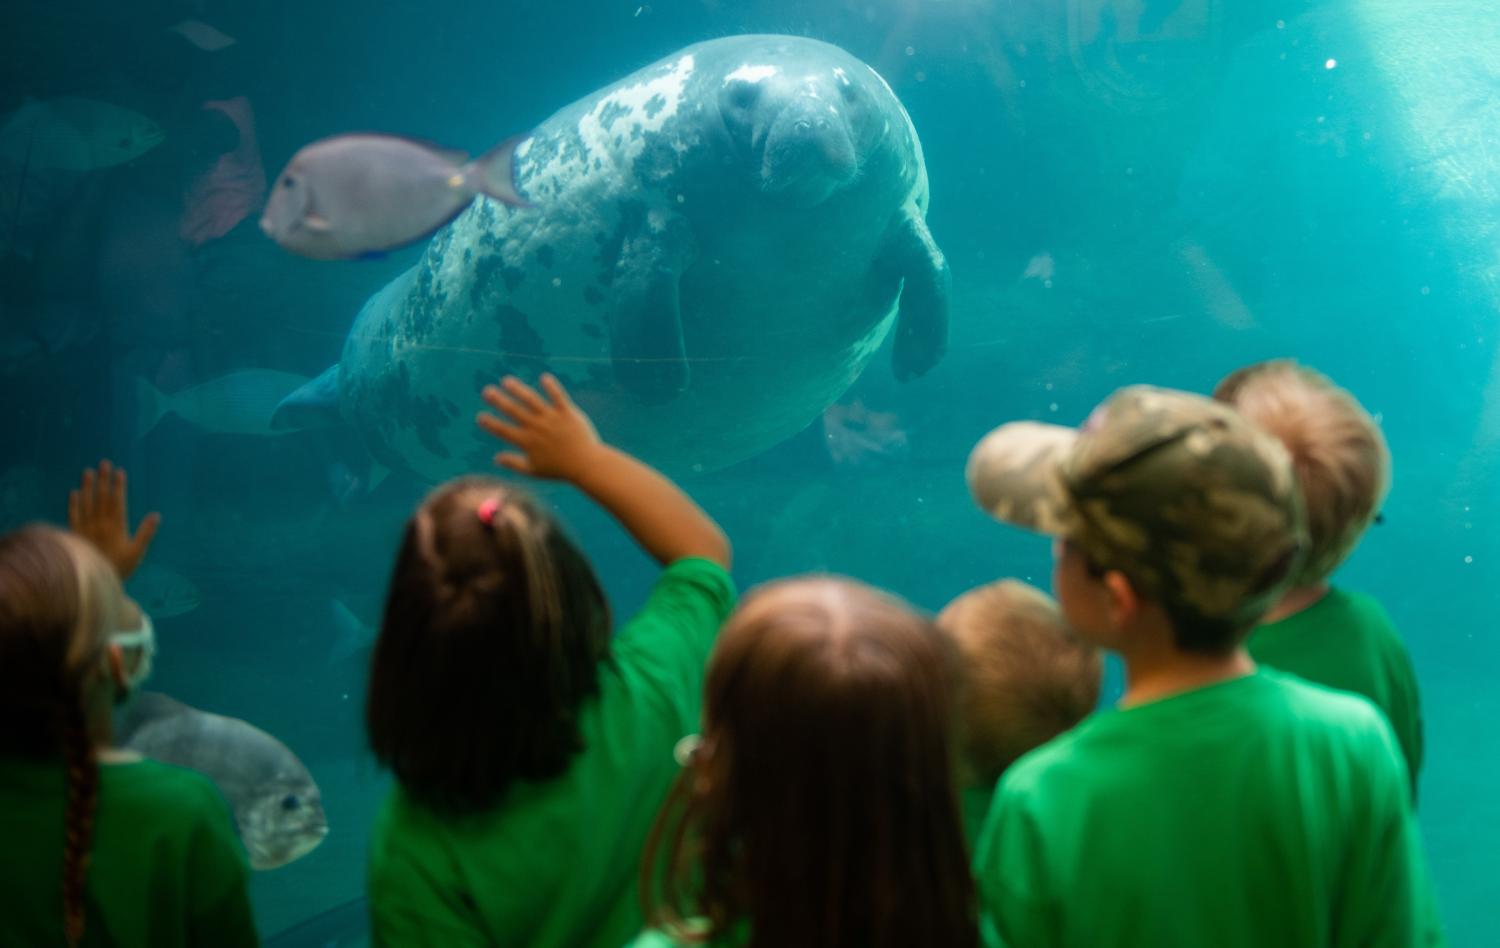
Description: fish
xmin=325 ymin=598 xmax=376 ymax=666
xmin=0 ymin=98 xmax=165 ymax=172
xmin=118 ymin=692 xmax=329 ymax=870
xmin=124 ymin=563 xmax=202 ymax=619
xmin=259 ymin=133 xmax=530 ymax=260
xmin=136 ymin=369 xmax=312 ymax=438
xmin=168 ymin=19 xmax=238 ymax=52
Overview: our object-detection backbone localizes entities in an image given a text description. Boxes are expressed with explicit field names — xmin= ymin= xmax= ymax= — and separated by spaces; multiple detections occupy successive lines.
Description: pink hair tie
xmin=477 ymin=497 xmax=503 ymax=525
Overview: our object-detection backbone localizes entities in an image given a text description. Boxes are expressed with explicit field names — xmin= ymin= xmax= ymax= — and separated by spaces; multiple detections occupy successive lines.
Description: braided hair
xmin=0 ymin=525 xmax=126 ymax=946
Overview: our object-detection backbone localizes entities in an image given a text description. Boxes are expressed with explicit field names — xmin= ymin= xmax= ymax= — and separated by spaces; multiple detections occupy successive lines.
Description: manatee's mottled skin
xmin=331 ymin=35 xmax=948 ymax=477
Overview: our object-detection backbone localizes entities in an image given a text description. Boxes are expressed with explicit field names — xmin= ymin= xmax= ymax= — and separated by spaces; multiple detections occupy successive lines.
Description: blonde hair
xmin=1214 ymin=360 xmax=1390 ymax=586
xmin=0 ymin=525 xmax=127 ymax=946
xmin=937 ymin=580 xmax=1101 ymax=786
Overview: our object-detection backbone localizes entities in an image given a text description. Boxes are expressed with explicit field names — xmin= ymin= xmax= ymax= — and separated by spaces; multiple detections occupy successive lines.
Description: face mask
xmin=111 ymin=611 xmax=156 ymax=693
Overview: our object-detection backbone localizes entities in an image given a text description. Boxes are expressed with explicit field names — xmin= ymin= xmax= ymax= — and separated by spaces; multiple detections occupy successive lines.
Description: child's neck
xmin=1119 ymin=645 xmax=1255 ymax=707
xmin=1258 ymin=583 xmax=1331 ymax=624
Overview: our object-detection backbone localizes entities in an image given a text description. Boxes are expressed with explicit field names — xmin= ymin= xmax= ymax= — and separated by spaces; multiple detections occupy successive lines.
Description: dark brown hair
xmin=0 ymin=525 xmax=125 ymax=946
xmin=641 ymin=576 xmax=978 ymax=948
xmin=366 ymin=476 xmax=612 ymax=814
xmin=937 ymin=580 xmax=1101 ymax=785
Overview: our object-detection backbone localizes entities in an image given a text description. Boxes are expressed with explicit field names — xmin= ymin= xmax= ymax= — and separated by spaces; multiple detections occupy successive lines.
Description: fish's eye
xmin=281 ymin=175 xmax=296 ymax=189
xmin=281 ymin=794 xmax=301 ymax=811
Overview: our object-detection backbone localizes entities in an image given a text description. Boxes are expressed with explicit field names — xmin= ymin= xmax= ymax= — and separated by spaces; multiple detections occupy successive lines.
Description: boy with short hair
xmin=936 ymin=579 xmax=1101 ymax=849
xmin=965 ymin=385 xmax=1441 ymax=948
xmin=1215 ymin=359 xmax=1423 ymax=796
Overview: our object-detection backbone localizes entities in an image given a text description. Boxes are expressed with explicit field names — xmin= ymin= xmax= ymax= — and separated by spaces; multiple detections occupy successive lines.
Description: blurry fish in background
xmin=0 ymin=97 xmax=165 ymax=172
xmin=821 ymin=399 xmax=910 ymax=467
xmin=118 ymin=692 xmax=329 ymax=870
xmin=136 ymin=369 xmax=312 ymax=438
xmin=1022 ymin=251 xmax=1055 ymax=284
xmin=325 ymin=598 xmax=375 ymax=666
xmin=167 ymin=19 xmax=238 ymax=53
xmin=125 ymin=562 xmax=202 ymax=618
xmin=260 ymin=133 xmax=530 ymax=260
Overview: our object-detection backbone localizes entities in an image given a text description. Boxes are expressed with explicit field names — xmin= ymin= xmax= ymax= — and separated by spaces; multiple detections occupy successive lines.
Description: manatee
xmin=277 ymin=35 xmax=949 ymax=476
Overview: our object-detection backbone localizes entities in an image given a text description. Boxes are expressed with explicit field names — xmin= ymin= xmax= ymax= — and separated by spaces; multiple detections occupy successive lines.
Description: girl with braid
xmin=0 ymin=462 xmax=257 ymax=947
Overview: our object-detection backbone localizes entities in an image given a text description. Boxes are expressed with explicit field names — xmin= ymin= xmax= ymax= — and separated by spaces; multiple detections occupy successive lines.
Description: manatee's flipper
xmin=880 ymin=202 xmax=950 ymax=381
xmin=271 ymin=364 xmax=342 ymax=431
xmin=607 ymin=208 xmax=695 ymax=404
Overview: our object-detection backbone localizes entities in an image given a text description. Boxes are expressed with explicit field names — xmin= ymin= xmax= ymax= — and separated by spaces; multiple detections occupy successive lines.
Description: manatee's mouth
xmin=759 ymin=113 xmax=858 ymax=209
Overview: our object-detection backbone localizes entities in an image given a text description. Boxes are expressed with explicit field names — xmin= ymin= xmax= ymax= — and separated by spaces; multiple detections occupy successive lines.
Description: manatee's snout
xmin=761 ymin=105 xmax=858 ymax=207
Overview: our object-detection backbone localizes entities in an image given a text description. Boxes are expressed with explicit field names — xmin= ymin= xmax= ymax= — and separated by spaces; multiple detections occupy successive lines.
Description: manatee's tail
xmin=465 ymin=133 xmax=531 ymax=208
xmin=272 ymin=364 xmax=343 ymax=431
xmin=134 ymin=377 xmax=170 ymax=439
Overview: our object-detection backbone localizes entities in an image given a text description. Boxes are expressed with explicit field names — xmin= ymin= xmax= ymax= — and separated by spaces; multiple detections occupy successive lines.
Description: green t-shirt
xmin=0 ymin=755 xmax=257 ymax=947
xmin=974 ymin=670 xmax=1442 ymax=948
xmin=1249 ymin=587 xmax=1423 ymax=797
xmin=367 ymin=557 xmax=737 ymax=948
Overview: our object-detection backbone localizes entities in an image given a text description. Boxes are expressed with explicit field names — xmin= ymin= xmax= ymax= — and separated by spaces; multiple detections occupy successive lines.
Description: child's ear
xmin=106 ymin=643 xmax=128 ymax=690
xmin=1102 ymin=570 xmax=1141 ymax=629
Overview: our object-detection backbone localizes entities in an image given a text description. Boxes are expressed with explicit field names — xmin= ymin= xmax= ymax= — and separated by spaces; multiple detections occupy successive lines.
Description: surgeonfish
xmin=259 ymin=133 xmax=530 ymax=260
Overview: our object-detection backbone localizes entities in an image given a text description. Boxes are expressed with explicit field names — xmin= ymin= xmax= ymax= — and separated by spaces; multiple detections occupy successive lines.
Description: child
xmin=965 ymin=386 xmax=1441 ymax=948
xmin=632 ymin=576 xmax=977 ymax=948
xmin=365 ymin=374 xmax=735 ymax=948
xmin=935 ymin=579 xmax=1101 ymax=848
xmin=1215 ymin=359 xmax=1423 ymax=796
xmin=0 ymin=462 xmax=256 ymax=947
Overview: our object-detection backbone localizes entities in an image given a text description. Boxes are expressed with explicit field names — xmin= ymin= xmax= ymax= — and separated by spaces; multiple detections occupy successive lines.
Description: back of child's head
xmin=366 ymin=476 xmax=611 ymax=815
xmin=643 ymin=575 xmax=976 ymax=948
xmin=1214 ymin=360 xmax=1390 ymax=587
xmin=968 ymin=385 xmax=1308 ymax=655
xmin=937 ymin=580 xmax=1101 ymax=786
xmin=0 ymin=524 xmax=128 ymax=946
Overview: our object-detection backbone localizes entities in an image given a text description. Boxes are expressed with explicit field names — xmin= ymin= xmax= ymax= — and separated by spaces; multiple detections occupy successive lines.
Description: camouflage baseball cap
xmin=966 ymin=386 xmax=1308 ymax=631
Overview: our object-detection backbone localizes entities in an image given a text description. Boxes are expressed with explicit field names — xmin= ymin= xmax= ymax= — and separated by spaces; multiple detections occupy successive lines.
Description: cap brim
xmin=965 ymin=421 xmax=1079 ymax=536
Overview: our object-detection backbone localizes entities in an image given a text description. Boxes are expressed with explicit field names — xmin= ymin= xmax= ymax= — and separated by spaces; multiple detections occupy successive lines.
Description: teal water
xmin=3 ymin=1 xmax=1497 ymax=944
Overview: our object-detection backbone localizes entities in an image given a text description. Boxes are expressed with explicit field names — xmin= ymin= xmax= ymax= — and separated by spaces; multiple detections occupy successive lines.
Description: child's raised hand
xmin=477 ymin=374 xmax=602 ymax=480
xmin=68 ymin=460 xmax=160 ymax=581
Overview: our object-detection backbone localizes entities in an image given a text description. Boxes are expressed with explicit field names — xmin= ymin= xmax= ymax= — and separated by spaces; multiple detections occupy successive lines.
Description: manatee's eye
xmin=282 ymin=794 xmax=301 ymax=811
xmin=840 ymin=82 xmax=858 ymax=103
xmin=728 ymin=81 xmax=761 ymax=111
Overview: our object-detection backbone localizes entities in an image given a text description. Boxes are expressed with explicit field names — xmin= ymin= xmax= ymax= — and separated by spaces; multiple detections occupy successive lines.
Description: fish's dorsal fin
xmin=116 ymin=691 xmax=190 ymax=742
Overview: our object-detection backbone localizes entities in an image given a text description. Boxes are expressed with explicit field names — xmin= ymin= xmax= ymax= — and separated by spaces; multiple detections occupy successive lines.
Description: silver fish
xmin=125 ymin=563 xmax=202 ymax=619
xmin=136 ymin=369 xmax=312 ymax=438
xmin=118 ymin=692 xmax=329 ymax=870
xmin=260 ymin=133 xmax=529 ymax=260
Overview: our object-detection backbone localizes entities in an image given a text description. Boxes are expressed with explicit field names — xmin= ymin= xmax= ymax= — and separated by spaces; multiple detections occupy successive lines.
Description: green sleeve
xmin=370 ymin=899 xmax=492 ymax=948
xmin=1335 ymin=720 xmax=1444 ymax=948
xmin=612 ymin=558 xmax=736 ymax=705
xmin=184 ymin=783 xmax=258 ymax=947
xmin=973 ymin=784 xmax=1055 ymax=948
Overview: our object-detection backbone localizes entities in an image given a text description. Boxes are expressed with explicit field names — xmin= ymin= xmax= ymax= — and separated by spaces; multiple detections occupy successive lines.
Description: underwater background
xmin=2 ymin=0 xmax=1497 ymax=944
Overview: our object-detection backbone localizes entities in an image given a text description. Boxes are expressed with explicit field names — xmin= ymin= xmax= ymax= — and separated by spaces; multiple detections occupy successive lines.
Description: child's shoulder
xmin=103 ymin=758 xmax=229 ymax=815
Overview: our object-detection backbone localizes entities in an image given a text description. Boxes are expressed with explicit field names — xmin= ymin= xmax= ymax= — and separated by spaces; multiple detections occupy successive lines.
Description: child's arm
xmin=68 ymin=459 xmax=160 ymax=580
xmin=477 ymin=374 xmax=731 ymax=569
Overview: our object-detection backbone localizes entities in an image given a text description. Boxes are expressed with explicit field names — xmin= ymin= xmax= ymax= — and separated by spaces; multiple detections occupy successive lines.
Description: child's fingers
xmin=476 ymin=412 xmax=526 ymax=445
xmin=502 ymin=376 xmax=550 ymax=415
xmin=539 ymin=374 xmax=574 ymax=409
xmin=105 ymin=467 xmax=126 ymax=522
xmin=130 ymin=512 xmax=161 ymax=561
xmin=493 ymin=452 xmax=533 ymax=475
xmin=79 ymin=469 xmax=96 ymax=522
xmin=481 ymin=386 xmax=532 ymax=423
